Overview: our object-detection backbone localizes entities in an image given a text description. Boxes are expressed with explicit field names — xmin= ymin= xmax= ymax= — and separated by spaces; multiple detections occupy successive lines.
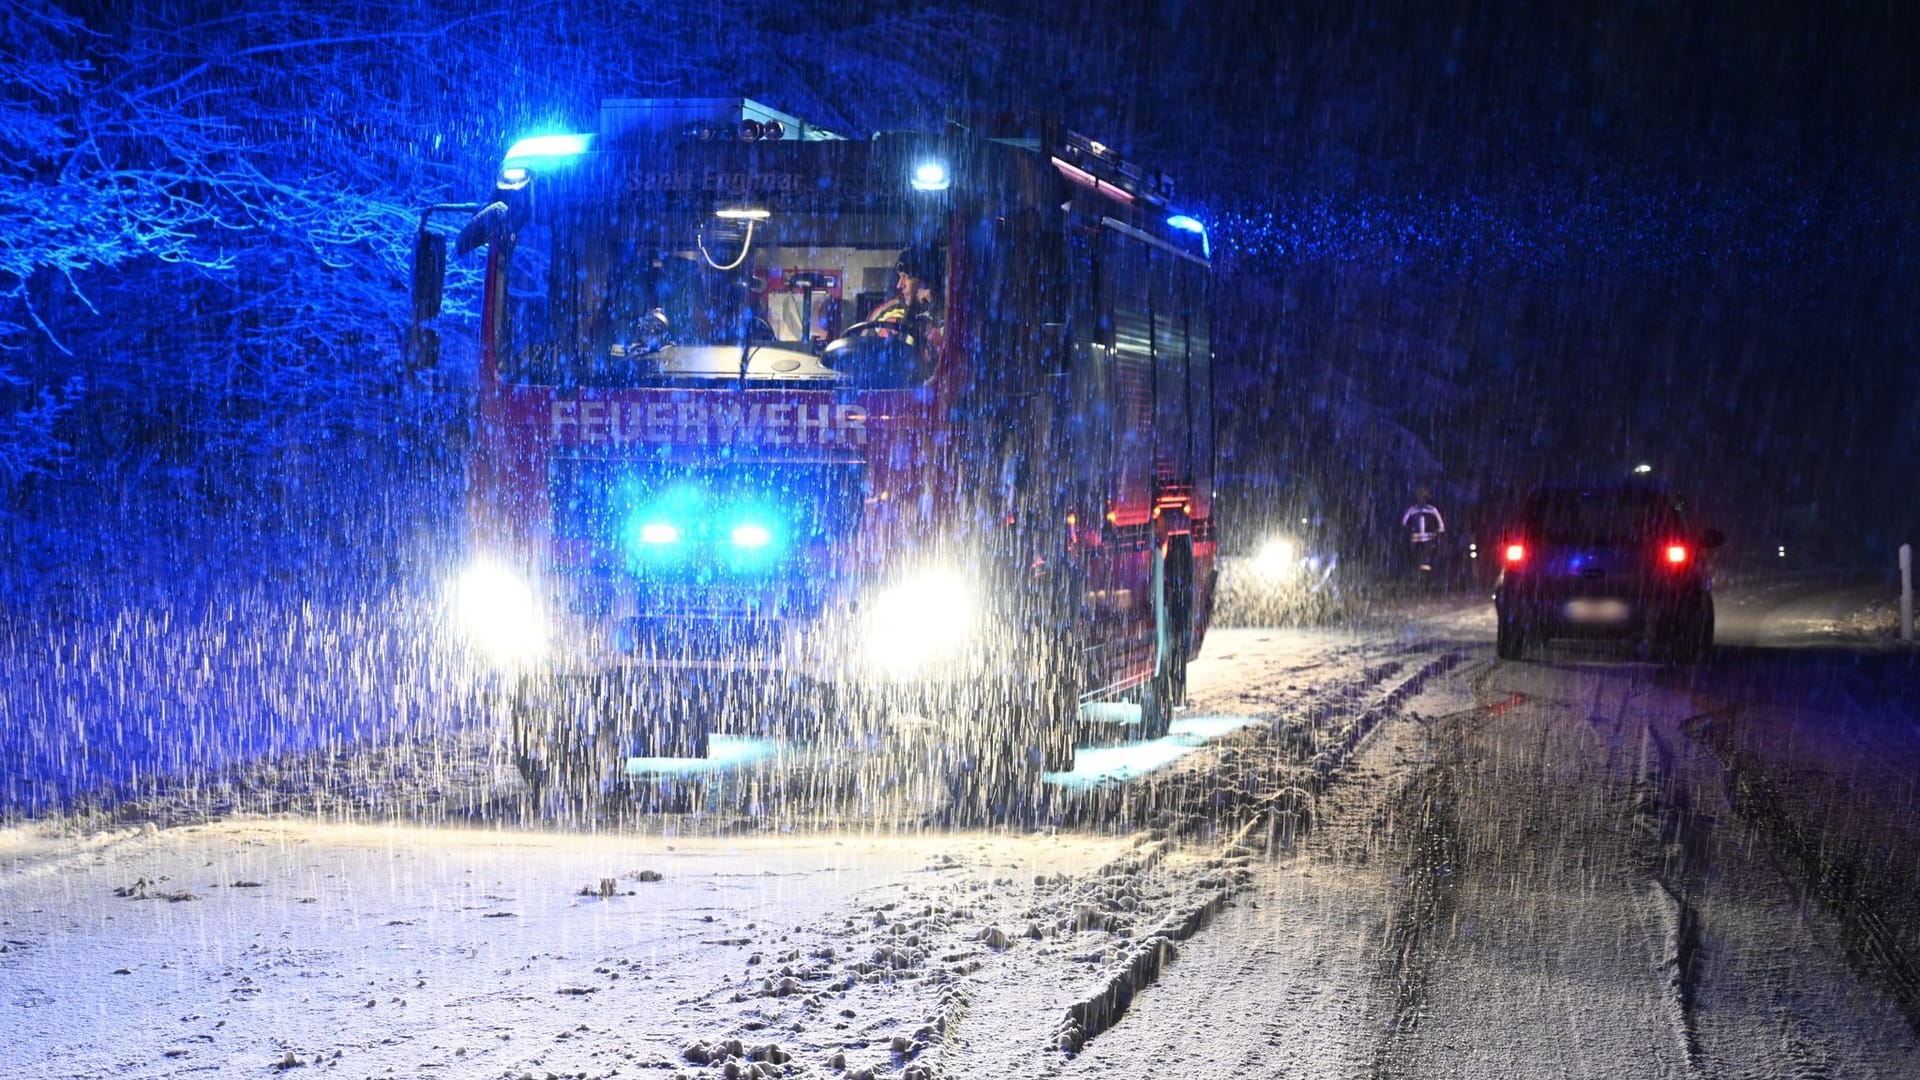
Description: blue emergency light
xmin=505 ymin=133 xmax=592 ymax=161
xmin=624 ymin=484 xmax=785 ymax=572
xmin=1167 ymin=214 xmax=1211 ymax=257
xmin=730 ymin=523 xmax=773 ymax=548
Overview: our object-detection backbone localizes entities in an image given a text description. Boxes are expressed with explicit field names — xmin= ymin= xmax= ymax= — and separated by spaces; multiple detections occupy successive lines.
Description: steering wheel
xmin=836 ymin=317 xmax=923 ymax=346
xmin=614 ymin=309 xmax=671 ymax=357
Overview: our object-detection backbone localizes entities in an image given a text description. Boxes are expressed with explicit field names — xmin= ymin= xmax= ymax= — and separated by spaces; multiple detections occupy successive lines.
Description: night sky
xmin=1101 ymin=1 xmax=1919 ymax=558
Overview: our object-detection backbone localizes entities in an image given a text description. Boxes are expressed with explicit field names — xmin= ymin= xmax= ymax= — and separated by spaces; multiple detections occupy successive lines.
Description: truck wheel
xmin=1167 ymin=547 xmax=1195 ymax=708
xmin=1139 ymin=656 xmax=1177 ymax=740
xmin=1140 ymin=543 xmax=1192 ymax=739
xmin=948 ymin=643 xmax=1080 ymax=824
xmin=513 ymin=677 xmax=699 ymax=816
xmin=1036 ymin=649 xmax=1081 ymax=773
xmin=510 ymin=691 xmax=597 ymax=813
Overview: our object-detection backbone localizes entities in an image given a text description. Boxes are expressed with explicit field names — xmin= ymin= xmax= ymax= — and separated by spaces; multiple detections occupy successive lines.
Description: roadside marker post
xmin=1902 ymin=543 xmax=1913 ymax=645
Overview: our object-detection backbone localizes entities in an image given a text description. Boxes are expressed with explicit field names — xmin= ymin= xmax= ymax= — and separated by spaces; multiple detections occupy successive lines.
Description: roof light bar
xmin=1050 ymin=156 xmax=1136 ymax=204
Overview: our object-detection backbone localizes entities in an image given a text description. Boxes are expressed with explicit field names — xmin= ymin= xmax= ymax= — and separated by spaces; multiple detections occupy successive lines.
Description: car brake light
xmin=1503 ymin=542 xmax=1526 ymax=564
xmin=1664 ymin=543 xmax=1689 ymax=566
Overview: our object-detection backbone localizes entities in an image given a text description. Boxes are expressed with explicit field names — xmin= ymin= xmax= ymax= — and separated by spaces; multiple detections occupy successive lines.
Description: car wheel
xmin=1665 ymin=598 xmax=1715 ymax=664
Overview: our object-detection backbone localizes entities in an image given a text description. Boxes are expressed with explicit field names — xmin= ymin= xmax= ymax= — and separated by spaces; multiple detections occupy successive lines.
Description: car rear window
xmin=1522 ymin=489 xmax=1679 ymax=544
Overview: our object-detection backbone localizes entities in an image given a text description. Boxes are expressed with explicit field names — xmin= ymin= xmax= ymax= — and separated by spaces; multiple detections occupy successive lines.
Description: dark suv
xmin=1493 ymin=483 xmax=1724 ymax=661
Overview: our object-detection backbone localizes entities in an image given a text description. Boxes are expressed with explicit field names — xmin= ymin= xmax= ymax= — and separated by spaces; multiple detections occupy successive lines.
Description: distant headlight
xmin=862 ymin=569 xmax=976 ymax=678
xmin=452 ymin=561 xmax=545 ymax=664
xmin=1252 ymin=537 xmax=1300 ymax=578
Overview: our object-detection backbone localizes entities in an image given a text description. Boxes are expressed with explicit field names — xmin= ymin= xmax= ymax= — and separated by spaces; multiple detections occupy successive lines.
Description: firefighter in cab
xmin=825 ymin=243 xmax=944 ymax=385
xmin=867 ymin=243 xmax=944 ymax=351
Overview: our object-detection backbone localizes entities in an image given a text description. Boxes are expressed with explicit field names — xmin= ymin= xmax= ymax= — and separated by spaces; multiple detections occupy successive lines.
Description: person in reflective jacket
xmin=1401 ymin=488 xmax=1447 ymax=574
xmin=1402 ymin=489 xmax=1446 ymax=545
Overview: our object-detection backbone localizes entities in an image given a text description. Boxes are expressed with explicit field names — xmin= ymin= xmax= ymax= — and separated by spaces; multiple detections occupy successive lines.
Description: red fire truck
xmin=409 ymin=99 xmax=1216 ymax=804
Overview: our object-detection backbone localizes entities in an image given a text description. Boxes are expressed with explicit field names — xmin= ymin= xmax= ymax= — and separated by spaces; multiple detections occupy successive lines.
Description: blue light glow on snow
xmin=1044 ymin=712 xmax=1263 ymax=787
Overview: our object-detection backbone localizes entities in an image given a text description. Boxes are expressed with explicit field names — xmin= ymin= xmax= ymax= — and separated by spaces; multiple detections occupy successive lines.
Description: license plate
xmin=1565 ymin=598 xmax=1631 ymax=624
xmin=645 ymin=583 xmax=768 ymax=614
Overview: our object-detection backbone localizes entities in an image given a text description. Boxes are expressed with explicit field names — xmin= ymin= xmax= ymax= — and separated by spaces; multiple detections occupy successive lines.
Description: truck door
xmin=1151 ymin=248 xmax=1190 ymax=494
xmin=1091 ymin=226 xmax=1158 ymax=680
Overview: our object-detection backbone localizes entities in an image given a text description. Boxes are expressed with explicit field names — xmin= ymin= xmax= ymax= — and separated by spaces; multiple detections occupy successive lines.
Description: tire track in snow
xmin=904 ymin=648 xmax=1465 ymax=1075
xmin=1482 ymin=659 xmax=1713 ymax=1075
xmin=1685 ymin=709 xmax=1920 ymax=1037
xmin=1636 ymin=721 xmax=1709 ymax=1073
xmin=1059 ymin=648 xmax=1466 ymax=843
xmin=1365 ymin=760 xmax=1465 ymax=1079
xmin=1045 ymin=649 xmax=1465 ymax=1060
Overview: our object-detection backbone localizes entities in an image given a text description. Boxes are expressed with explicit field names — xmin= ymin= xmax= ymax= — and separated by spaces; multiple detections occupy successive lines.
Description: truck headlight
xmin=862 ymin=569 xmax=976 ymax=678
xmin=1252 ymin=537 xmax=1299 ymax=579
xmin=452 ymin=561 xmax=545 ymax=663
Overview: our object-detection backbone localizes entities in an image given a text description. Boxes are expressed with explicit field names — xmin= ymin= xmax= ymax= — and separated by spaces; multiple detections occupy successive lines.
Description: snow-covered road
xmin=4 ymin=583 xmax=1917 ymax=1078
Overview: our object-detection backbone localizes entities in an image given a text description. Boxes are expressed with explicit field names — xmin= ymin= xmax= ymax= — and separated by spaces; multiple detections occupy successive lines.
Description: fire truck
xmin=409 ymin=99 xmax=1216 ymax=804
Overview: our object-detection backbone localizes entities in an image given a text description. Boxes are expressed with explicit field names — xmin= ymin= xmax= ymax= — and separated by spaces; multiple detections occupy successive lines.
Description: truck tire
xmin=1139 ymin=656 xmax=1176 ymax=740
xmin=1168 ymin=544 xmax=1195 ymax=707
xmin=947 ymin=606 xmax=1081 ymax=824
xmin=1035 ymin=646 xmax=1081 ymax=774
xmin=1140 ymin=541 xmax=1192 ymax=740
xmin=511 ymin=676 xmax=710 ymax=814
xmin=510 ymin=681 xmax=601 ymax=812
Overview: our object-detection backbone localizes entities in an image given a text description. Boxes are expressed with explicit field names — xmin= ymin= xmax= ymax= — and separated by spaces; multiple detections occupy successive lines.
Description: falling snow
xmin=4 ymin=2 xmax=1919 ymax=1077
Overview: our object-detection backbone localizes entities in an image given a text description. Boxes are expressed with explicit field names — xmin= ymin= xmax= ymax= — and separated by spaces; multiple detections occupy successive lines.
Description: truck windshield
xmin=500 ymin=203 xmax=942 ymax=389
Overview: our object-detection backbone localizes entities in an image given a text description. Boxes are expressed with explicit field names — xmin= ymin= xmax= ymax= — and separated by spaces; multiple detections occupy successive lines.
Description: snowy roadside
xmin=1 ymin=627 xmax=1459 ymax=1079
xmin=7 ymin=582 xmax=1914 ymax=1079
xmin=0 ymin=821 xmax=1149 ymax=1079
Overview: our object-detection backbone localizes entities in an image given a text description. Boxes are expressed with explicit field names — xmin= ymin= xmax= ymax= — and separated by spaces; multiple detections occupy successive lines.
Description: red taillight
xmin=1503 ymin=542 xmax=1527 ymax=564
xmin=1664 ymin=543 xmax=1690 ymax=566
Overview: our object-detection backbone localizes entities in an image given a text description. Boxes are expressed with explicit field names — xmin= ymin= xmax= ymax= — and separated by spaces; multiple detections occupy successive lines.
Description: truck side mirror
xmin=411 ymin=228 xmax=446 ymax=322
xmin=455 ymin=202 xmax=511 ymax=256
